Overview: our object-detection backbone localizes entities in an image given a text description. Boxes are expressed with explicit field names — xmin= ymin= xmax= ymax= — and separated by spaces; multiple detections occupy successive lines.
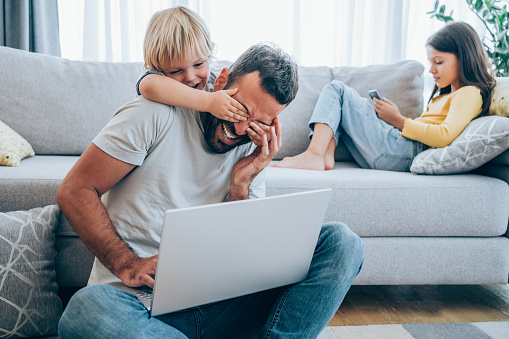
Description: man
xmin=57 ymin=44 xmax=364 ymax=339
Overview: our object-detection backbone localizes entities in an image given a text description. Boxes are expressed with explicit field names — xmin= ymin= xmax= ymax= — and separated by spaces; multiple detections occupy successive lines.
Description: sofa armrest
xmin=474 ymin=150 xmax=509 ymax=185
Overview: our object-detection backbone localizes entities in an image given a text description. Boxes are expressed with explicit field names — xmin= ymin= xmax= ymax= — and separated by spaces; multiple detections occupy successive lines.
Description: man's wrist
xmin=228 ymin=181 xmax=250 ymax=201
xmin=109 ymin=248 xmax=139 ymax=278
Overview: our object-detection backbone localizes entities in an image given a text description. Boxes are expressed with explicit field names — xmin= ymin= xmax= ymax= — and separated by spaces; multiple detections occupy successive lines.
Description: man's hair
xmin=226 ymin=43 xmax=299 ymax=106
xmin=143 ymin=6 xmax=215 ymax=71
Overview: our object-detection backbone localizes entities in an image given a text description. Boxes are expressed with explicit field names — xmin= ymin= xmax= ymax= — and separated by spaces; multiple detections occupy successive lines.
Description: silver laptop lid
xmin=150 ymin=189 xmax=332 ymax=316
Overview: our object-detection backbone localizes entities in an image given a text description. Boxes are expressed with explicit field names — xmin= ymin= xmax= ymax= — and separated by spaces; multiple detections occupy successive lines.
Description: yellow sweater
xmin=401 ymin=86 xmax=482 ymax=148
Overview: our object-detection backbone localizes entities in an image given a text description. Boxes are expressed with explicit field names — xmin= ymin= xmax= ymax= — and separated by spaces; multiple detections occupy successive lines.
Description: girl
xmin=138 ymin=6 xmax=249 ymax=124
xmin=274 ymin=22 xmax=495 ymax=171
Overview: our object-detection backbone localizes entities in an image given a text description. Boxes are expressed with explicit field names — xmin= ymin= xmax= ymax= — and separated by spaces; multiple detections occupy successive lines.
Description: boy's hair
xmin=426 ymin=21 xmax=495 ymax=116
xmin=226 ymin=43 xmax=299 ymax=106
xmin=143 ymin=6 xmax=214 ymax=71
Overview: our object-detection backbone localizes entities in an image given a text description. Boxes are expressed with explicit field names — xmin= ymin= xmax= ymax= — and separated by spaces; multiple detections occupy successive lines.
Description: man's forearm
xmin=57 ymin=185 xmax=137 ymax=277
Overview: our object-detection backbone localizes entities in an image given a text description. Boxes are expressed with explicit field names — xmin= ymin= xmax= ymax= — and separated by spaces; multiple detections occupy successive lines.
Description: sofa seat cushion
xmin=0 ymin=155 xmax=79 ymax=214
xmin=266 ymin=162 xmax=509 ymax=237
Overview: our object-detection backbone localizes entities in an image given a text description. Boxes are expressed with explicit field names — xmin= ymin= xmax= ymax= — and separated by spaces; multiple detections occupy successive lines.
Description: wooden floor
xmin=329 ymin=284 xmax=509 ymax=326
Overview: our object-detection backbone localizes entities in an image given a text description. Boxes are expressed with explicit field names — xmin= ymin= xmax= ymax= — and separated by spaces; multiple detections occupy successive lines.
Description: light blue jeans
xmin=310 ymin=81 xmax=428 ymax=171
xmin=58 ymin=222 xmax=364 ymax=339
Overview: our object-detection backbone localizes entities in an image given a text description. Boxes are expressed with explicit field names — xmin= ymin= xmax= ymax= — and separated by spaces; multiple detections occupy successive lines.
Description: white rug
xmin=319 ymin=321 xmax=509 ymax=339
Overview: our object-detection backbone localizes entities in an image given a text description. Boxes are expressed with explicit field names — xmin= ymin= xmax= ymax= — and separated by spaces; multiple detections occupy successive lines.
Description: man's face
xmin=203 ymin=71 xmax=286 ymax=154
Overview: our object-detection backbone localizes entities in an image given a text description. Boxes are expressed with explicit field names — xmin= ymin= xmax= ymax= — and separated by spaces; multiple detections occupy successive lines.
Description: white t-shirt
xmin=88 ymin=94 xmax=265 ymax=285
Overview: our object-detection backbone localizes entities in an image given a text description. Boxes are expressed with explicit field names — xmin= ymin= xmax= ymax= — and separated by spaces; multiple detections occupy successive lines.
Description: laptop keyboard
xmin=132 ymin=288 xmax=154 ymax=305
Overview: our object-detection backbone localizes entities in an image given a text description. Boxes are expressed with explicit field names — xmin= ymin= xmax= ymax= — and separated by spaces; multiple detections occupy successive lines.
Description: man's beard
xmin=202 ymin=113 xmax=251 ymax=154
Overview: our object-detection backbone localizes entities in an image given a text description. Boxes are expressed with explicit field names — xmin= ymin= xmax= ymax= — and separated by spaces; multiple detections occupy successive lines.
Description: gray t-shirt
xmin=88 ymin=91 xmax=265 ymax=285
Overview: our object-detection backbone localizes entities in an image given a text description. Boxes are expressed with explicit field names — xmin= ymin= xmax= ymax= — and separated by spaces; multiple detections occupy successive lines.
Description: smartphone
xmin=368 ymin=90 xmax=382 ymax=100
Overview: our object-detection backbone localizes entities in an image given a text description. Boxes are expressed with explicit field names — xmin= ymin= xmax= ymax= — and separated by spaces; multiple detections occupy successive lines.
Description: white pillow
xmin=0 ymin=119 xmax=35 ymax=166
xmin=410 ymin=116 xmax=509 ymax=174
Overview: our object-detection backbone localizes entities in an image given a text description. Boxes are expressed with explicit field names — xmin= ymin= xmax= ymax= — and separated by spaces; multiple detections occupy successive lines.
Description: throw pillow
xmin=410 ymin=116 xmax=509 ymax=174
xmin=0 ymin=120 xmax=35 ymax=167
xmin=0 ymin=205 xmax=62 ymax=338
xmin=490 ymin=77 xmax=509 ymax=117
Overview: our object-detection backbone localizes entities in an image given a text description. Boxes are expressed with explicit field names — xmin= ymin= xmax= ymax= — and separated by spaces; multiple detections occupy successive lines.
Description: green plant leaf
xmin=497 ymin=29 xmax=508 ymax=40
xmin=475 ymin=0 xmax=483 ymax=11
xmin=495 ymin=46 xmax=509 ymax=54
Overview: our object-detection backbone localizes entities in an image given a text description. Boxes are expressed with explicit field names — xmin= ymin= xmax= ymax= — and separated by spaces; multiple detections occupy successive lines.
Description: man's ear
xmin=214 ymin=68 xmax=230 ymax=92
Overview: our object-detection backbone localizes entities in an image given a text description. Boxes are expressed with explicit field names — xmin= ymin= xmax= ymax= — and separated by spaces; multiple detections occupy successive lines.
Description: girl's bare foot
xmin=324 ymin=139 xmax=336 ymax=170
xmin=272 ymin=150 xmax=327 ymax=170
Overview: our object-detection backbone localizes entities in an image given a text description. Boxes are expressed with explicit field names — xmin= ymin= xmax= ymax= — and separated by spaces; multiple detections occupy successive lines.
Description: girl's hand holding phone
xmin=373 ymin=97 xmax=407 ymax=130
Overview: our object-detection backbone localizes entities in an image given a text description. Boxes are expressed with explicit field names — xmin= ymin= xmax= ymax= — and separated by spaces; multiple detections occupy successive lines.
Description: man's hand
xmin=373 ymin=98 xmax=407 ymax=130
xmin=206 ymin=89 xmax=249 ymax=122
xmin=228 ymin=117 xmax=282 ymax=201
xmin=246 ymin=120 xmax=274 ymax=147
xmin=117 ymin=255 xmax=158 ymax=289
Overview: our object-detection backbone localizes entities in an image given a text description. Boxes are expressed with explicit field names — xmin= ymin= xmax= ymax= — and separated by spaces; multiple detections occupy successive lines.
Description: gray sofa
xmin=1 ymin=46 xmax=508 ymax=338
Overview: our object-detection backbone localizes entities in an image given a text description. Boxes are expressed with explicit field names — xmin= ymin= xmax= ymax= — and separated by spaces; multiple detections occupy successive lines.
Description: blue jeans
xmin=309 ymin=81 xmax=428 ymax=171
xmin=58 ymin=222 xmax=364 ymax=339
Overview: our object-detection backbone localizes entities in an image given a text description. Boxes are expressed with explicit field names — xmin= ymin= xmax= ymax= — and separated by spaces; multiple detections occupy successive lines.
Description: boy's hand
xmin=373 ymin=98 xmax=407 ymax=130
xmin=207 ymin=88 xmax=249 ymax=122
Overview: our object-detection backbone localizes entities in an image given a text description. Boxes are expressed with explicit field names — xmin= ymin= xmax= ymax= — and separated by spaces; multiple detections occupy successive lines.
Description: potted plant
xmin=427 ymin=0 xmax=508 ymax=77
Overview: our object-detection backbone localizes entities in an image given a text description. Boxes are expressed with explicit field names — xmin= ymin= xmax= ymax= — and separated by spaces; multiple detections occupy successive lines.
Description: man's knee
xmin=59 ymin=285 xmax=119 ymax=339
xmin=321 ymin=221 xmax=364 ymax=266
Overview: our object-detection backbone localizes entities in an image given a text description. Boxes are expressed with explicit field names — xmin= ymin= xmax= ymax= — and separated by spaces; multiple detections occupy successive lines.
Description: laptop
xmin=109 ymin=188 xmax=332 ymax=316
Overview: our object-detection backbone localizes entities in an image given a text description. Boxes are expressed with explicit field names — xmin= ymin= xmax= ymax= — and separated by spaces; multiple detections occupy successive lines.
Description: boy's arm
xmin=139 ymin=74 xmax=248 ymax=122
xmin=139 ymin=74 xmax=211 ymax=111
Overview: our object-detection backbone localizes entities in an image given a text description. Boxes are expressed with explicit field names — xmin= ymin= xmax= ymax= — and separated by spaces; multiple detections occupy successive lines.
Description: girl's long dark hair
xmin=426 ymin=22 xmax=495 ymax=116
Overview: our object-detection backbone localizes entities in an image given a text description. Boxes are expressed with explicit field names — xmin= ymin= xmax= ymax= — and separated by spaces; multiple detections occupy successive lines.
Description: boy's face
xmin=161 ymin=52 xmax=210 ymax=91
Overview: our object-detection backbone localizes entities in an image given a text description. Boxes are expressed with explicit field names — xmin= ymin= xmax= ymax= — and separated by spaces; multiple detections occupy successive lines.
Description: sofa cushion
xmin=0 ymin=205 xmax=62 ymax=338
xmin=0 ymin=120 xmax=35 ymax=167
xmin=356 ymin=237 xmax=509 ymax=285
xmin=276 ymin=60 xmax=425 ymax=160
xmin=0 ymin=156 xmax=79 ymax=212
xmin=410 ymin=116 xmax=509 ymax=175
xmin=0 ymin=46 xmax=144 ymax=155
xmin=266 ymin=162 xmax=509 ymax=237
xmin=490 ymin=149 xmax=509 ymax=166
xmin=490 ymin=77 xmax=509 ymax=117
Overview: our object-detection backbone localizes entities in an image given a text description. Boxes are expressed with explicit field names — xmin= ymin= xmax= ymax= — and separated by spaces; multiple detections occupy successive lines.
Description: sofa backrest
xmin=0 ymin=47 xmax=144 ymax=155
xmin=0 ymin=47 xmax=424 ymax=160
xmin=276 ymin=60 xmax=425 ymax=160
